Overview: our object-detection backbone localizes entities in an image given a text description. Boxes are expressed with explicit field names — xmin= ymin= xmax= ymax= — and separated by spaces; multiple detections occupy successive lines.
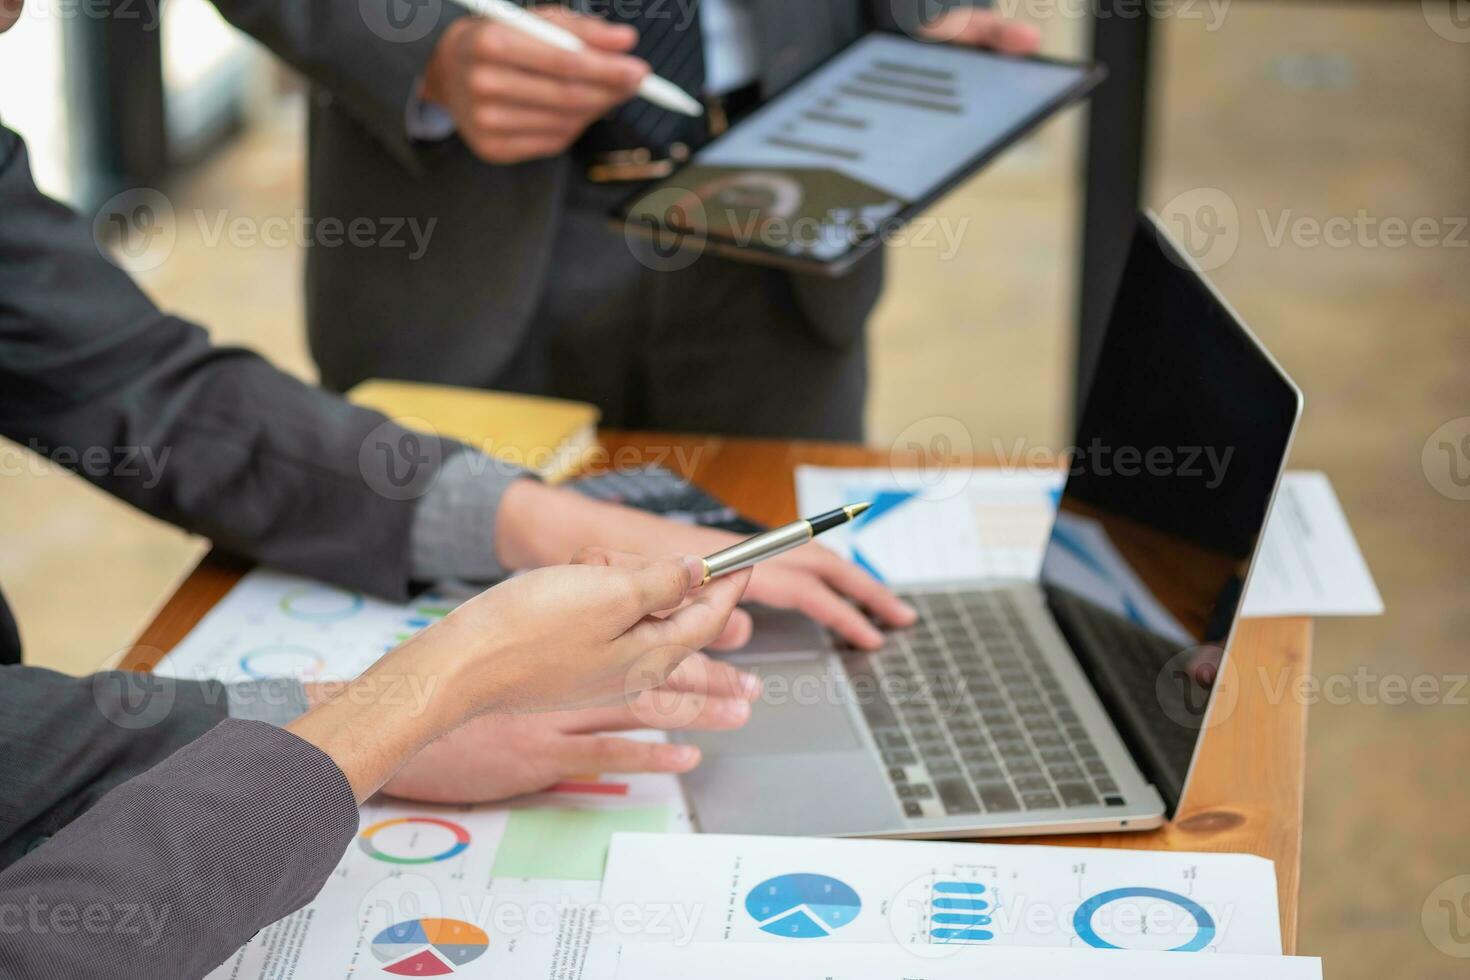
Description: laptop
xmin=674 ymin=212 xmax=1304 ymax=838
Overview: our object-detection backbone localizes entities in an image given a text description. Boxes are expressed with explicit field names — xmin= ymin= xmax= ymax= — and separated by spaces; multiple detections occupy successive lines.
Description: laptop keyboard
xmin=841 ymin=589 xmax=1126 ymax=820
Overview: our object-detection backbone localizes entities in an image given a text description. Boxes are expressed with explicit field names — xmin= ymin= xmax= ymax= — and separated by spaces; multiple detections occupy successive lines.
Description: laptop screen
xmin=1039 ymin=214 xmax=1301 ymax=816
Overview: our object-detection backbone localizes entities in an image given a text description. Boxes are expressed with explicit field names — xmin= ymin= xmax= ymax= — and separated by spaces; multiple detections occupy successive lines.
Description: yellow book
xmin=347 ymin=380 xmax=600 ymax=484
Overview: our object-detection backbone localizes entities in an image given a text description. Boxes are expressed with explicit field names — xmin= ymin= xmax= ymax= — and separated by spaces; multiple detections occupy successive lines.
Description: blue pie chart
xmin=1073 ymin=887 xmax=1216 ymax=952
xmin=745 ymin=873 xmax=861 ymax=938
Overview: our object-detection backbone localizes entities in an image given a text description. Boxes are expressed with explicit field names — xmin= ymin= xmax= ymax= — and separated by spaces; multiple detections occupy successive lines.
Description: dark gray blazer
xmin=0 ymin=675 xmax=358 ymax=980
xmin=209 ymin=0 xmax=954 ymax=391
xmin=0 ymin=123 xmax=459 ymax=666
xmin=0 ymin=121 xmax=439 ymax=976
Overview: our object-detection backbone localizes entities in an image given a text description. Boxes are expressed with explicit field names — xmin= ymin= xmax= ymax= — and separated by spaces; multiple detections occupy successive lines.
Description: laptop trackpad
xmin=685 ymin=657 xmax=863 ymax=757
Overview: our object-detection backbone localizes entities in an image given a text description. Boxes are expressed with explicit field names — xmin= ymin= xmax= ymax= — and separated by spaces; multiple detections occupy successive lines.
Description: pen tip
xmin=847 ymin=501 xmax=871 ymax=519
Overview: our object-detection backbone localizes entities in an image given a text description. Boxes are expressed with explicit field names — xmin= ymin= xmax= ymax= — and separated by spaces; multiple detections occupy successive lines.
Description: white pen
xmin=457 ymin=0 xmax=705 ymax=118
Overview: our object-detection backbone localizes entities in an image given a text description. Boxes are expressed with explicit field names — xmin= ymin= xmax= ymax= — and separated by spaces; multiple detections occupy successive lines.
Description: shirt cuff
xmin=227 ymin=679 xmax=312 ymax=726
xmin=406 ymin=85 xmax=458 ymax=142
xmin=410 ymin=447 xmax=527 ymax=583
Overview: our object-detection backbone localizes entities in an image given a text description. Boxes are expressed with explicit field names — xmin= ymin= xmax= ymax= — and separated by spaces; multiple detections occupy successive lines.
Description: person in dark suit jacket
xmin=201 ymin=0 xmax=1041 ymax=441
xmin=0 ymin=0 xmax=924 ymax=961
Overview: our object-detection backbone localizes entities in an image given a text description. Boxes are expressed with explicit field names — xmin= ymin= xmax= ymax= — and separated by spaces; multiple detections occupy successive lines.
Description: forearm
xmin=285 ymin=623 xmax=487 ymax=803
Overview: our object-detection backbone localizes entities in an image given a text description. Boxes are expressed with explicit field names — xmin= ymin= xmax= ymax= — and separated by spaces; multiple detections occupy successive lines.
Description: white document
xmin=205 ymin=781 xmax=692 ymax=979
xmin=699 ymin=33 xmax=1088 ymax=203
xmin=605 ymin=943 xmax=1322 ymax=980
xmin=795 ymin=466 xmax=1382 ymax=618
xmin=155 ymin=568 xmax=480 ymax=684
xmin=1237 ymin=470 xmax=1384 ymax=616
xmin=598 ymin=833 xmax=1282 ymax=955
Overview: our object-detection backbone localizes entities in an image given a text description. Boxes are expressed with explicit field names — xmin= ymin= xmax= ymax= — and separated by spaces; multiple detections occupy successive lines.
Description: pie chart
xmin=358 ymin=817 xmax=471 ymax=865
xmin=1072 ymin=887 xmax=1216 ymax=952
xmin=279 ymin=584 xmax=364 ymax=622
xmin=371 ymin=918 xmax=488 ymax=976
xmin=745 ymin=873 xmax=862 ymax=938
xmin=237 ymin=645 xmax=326 ymax=680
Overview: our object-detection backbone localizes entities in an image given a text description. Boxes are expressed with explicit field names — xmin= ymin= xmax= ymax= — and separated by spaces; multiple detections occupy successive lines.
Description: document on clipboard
xmin=617 ymin=32 xmax=1103 ymax=275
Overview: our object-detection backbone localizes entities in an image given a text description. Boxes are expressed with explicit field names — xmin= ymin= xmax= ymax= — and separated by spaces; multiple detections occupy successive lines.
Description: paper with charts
xmin=154 ymin=571 xmax=693 ymax=979
xmin=153 ymin=569 xmax=481 ymax=684
xmin=795 ymin=466 xmax=1382 ymax=618
xmin=624 ymin=33 xmax=1090 ymax=262
xmin=598 ymin=833 xmax=1282 ymax=955
xmin=202 ymin=780 xmax=691 ymax=979
xmin=606 ymin=942 xmax=1322 ymax=980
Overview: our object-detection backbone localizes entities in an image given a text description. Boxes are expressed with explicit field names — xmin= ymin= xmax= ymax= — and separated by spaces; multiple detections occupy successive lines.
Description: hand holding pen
xmin=420 ymin=2 xmax=699 ymax=167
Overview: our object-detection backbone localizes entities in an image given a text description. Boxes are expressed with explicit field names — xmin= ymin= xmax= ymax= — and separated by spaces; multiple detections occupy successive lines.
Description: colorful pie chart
xmin=358 ymin=817 xmax=470 ymax=865
xmin=371 ymin=918 xmax=488 ymax=976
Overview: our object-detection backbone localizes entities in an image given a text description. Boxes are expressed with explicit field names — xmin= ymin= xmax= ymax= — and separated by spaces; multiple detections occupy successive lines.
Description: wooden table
xmin=126 ymin=431 xmax=1311 ymax=952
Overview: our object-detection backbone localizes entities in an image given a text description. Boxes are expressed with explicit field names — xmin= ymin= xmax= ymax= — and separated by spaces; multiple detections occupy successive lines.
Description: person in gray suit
xmin=203 ymin=0 xmax=1041 ymax=440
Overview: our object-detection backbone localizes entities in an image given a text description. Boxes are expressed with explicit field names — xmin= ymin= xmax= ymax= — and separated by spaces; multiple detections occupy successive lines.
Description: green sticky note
xmin=490 ymin=807 xmax=671 ymax=881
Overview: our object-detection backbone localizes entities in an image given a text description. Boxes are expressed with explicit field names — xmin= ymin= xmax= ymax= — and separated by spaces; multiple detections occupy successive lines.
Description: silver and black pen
xmin=698 ymin=503 xmax=871 ymax=584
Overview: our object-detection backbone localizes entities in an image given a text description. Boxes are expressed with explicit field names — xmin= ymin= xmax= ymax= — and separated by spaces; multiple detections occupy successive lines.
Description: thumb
xmin=628 ymin=555 xmax=705 ymax=616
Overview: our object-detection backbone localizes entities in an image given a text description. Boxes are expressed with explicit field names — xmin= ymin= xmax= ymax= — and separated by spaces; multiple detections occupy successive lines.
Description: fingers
xmin=662 ymin=652 xmax=763 ymax=701
xmin=555 ymin=735 xmax=703 ymax=775
xmin=808 ymin=551 xmax=917 ymax=627
xmin=942 ymin=10 xmax=1043 ymax=54
xmin=468 ymin=102 xmax=585 ymax=138
xmin=579 ymin=550 xmax=749 ymax=648
xmin=559 ymin=690 xmax=752 ymax=732
xmin=534 ymin=5 xmax=640 ymax=52
xmin=630 ymin=568 xmax=751 ymax=651
xmin=785 ymin=578 xmax=886 ymax=650
xmin=466 ymin=64 xmax=632 ymax=114
xmin=468 ymin=23 xmax=648 ymax=90
xmin=629 ymin=554 xmax=707 ymax=615
xmin=707 ymin=606 xmax=754 ymax=651
xmin=571 ymin=545 xmax=649 ymax=569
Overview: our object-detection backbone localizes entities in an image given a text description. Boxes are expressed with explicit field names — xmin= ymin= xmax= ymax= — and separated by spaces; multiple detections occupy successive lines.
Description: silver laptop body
xmin=675 ymin=213 xmax=1304 ymax=838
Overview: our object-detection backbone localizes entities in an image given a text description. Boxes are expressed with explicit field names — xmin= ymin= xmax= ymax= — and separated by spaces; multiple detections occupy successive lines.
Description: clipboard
xmin=614 ymin=32 xmax=1105 ymax=277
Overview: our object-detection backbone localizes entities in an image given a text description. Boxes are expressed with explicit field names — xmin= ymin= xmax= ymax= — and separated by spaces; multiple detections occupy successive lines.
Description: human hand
xmin=289 ymin=550 xmax=748 ymax=802
xmin=495 ymin=480 xmax=917 ymax=650
xmin=420 ymin=7 xmax=649 ymax=164
xmin=918 ymin=7 xmax=1043 ymax=55
xmin=379 ymin=653 xmax=761 ymax=804
xmin=433 ymin=549 xmax=751 ymax=715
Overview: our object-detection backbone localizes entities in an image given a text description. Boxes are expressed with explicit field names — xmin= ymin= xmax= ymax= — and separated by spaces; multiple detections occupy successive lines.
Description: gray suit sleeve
xmin=410 ymin=449 xmax=525 ymax=583
xmin=0 ymin=123 xmax=462 ymax=601
xmin=0 ymin=667 xmax=230 ymax=870
xmin=206 ymin=0 xmax=470 ymax=171
xmin=0 ymin=719 xmax=358 ymax=980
